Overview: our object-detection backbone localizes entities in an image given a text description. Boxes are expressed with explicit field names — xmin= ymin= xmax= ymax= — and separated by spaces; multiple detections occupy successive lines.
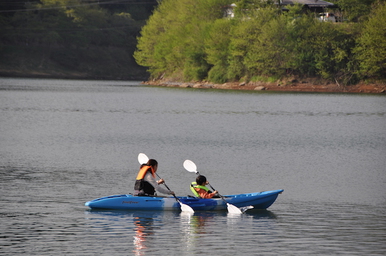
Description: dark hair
xmin=196 ymin=175 xmax=207 ymax=185
xmin=146 ymin=159 xmax=158 ymax=167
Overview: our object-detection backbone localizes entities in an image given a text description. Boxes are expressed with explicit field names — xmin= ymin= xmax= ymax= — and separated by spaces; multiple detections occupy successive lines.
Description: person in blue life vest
xmin=134 ymin=159 xmax=174 ymax=196
xmin=190 ymin=175 xmax=219 ymax=199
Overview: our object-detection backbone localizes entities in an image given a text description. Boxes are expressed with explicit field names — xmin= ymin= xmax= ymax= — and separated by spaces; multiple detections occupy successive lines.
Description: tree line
xmin=0 ymin=0 xmax=157 ymax=79
xmin=134 ymin=0 xmax=386 ymax=85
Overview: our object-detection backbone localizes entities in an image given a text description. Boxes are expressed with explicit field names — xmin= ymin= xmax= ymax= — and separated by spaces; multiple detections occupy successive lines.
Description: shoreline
xmin=1 ymin=71 xmax=385 ymax=94
xmin=144 ymin=79 xmax=386 ymax=94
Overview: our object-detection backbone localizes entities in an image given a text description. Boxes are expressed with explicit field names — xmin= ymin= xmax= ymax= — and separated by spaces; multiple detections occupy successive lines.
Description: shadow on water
xmin=244 ymin=209 xmax=278 ymax=219
xmin=85 ymin=208 xmax=277 ymax=220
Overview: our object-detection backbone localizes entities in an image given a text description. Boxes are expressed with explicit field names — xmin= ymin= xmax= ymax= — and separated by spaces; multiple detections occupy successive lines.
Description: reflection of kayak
xmin=85 ymin=189 xmax=283 ymax=211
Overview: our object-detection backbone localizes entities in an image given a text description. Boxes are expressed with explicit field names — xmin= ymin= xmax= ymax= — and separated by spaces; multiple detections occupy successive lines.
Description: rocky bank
xmin=144 ymin=79 xmax=386 ymax=94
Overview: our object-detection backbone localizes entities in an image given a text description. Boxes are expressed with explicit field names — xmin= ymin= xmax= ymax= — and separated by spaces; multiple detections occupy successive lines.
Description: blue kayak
xmin=85 ymin=189 xmax=283 ymax=211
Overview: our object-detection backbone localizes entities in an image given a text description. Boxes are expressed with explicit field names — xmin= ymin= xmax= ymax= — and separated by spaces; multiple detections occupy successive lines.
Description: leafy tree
xmin=0 ymin=0 xmax=153 ymax=79
xmin=354 ymin=1 xmax=386 ymax=79
xmin=134 ymin=2 xmax=179 ymax=78
xmin=227 ymin=3 xmax=358 ymax=84
xmin=317 ymin=22 xmax=358 ymax=83
xmin=134 ymin=0 xmax=232 ymax=80
xmin=205 ymin=18 xmax=232 ymax=83
xmin=332 ymin=0 xmax=377 ymax=22
xmin=131 ymin=0 xmax=383 ymax=83
xmin=226 ymin=6 xmax=278 ymax=81
xmin=244 ymin=12 xmax=290 ymax=77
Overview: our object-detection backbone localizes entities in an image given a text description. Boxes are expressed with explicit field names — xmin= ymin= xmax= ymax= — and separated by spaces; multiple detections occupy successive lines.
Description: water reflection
xmin=85 ymin=210 xmax=166 ymax=256
xmin=180 ymin=211 xmax=218 ymax=254
xmin=132 ymin=212 xmax=157 ymax=256
xmin=183 ymin=212 xmax=217 ymax=234
xmin=179 ymin=210 xmax=279 ymax=253
xmin=85 ymin=209 xmax=278 ymax=255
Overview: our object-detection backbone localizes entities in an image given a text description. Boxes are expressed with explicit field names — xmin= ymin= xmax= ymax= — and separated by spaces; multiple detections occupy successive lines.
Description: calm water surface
xmin=1 ymin=78 xmax=385 ymax=255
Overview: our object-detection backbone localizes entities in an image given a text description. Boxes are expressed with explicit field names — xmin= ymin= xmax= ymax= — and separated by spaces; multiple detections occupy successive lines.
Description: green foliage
xmin=354 ymin=1 xmax=386 ymax=79
xmin=0 ymin=0 xmax=153 ymax=79
xmin=244 ymin=13 xmax=290 ymax=76
xmin=134 ymin=0 xmax=233 ymax=80
xmin=332 ymin=0 xmax=377 ymax=22
xmin=225 ymin=6 xmax=278 ymax=81
xmin=251 ymin=75 xmax=279 ymax=83
xmin=205 ymin=19 xmax=232 ymax=83
xmin=234 ymin=0 xmax=277 ymax=17
xmin=133 ymin=0 xmax=381 ymax=84
xmin=4 ymin=0 xmax=381 ymax=83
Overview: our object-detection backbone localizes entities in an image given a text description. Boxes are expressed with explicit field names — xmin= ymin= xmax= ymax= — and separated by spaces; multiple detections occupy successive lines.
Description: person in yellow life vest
xmin=134 ymin=159 xmax=174 ymax=196
xmin=190 ymin=175 xmax=218 ymax=199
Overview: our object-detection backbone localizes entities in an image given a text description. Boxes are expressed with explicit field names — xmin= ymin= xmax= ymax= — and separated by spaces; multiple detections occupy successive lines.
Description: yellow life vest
xmin=190 ymin=181 xmax=209 ymax=197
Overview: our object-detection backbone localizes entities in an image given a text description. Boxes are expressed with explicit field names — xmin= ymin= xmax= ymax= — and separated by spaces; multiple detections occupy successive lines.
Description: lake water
xmin=0 ymin=78 xmax=385 ymax=255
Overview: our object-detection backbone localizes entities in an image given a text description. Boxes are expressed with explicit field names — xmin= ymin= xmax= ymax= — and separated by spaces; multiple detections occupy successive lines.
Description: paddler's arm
xmin=144 ymin=173 xmax=174 ymax=195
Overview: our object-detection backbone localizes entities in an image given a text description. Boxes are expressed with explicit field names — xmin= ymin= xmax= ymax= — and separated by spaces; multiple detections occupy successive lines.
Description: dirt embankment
xmin=144 ymin=78 xmax=386 ymax=94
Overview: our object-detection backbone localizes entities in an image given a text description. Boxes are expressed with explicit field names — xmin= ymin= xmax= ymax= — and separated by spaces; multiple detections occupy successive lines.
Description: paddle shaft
xmin=208 ymin=182 xmax=230 ymax=204
xmin=156 ymin=173 xmax=181 ymax=203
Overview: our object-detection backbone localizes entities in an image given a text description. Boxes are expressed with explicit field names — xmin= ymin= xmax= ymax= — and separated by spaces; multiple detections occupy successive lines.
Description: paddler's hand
xmin=157 ymin=179 xmax=165 ymax=185
xmin=170 ymin=191 xmax=175 ymax=195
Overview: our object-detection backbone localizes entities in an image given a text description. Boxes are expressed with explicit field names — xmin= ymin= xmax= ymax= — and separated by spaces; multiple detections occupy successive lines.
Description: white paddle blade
xmin=183 ymin=160 xmax=197 ymax=173
xmin=180 ymin=203 xmax=195 ymax=213
xmin=138 ymin=153 xmax=149 ymax=164
xmin=240 ymin=205 xmax=254 ymax=213
xmin=227 ymin=203 xmax=243 ymax=214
